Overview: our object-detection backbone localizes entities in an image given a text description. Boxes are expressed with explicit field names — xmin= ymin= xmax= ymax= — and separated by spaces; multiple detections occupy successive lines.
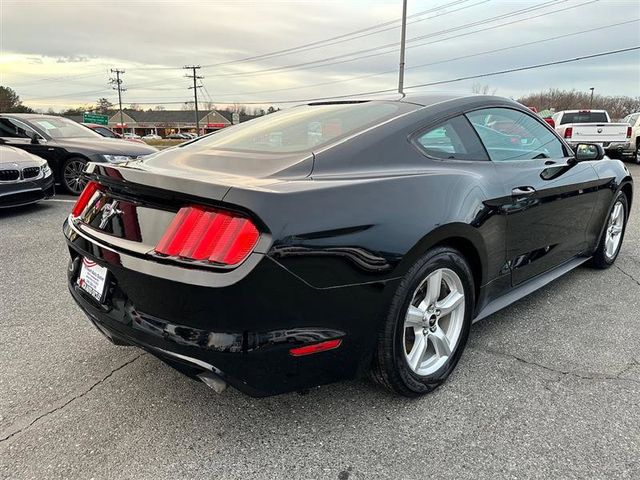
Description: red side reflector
xmin=289 ymin=339 xmax=342 ymax=357
xmin=627 ymin=126 xmax=632 ymax=138
xmin=564 ymin=127 xmax=573 ymax=139
xmin=155 ymin=206 xmax=260 ymax=266
xmin=72 ymin=181 xmax=100 ymax=217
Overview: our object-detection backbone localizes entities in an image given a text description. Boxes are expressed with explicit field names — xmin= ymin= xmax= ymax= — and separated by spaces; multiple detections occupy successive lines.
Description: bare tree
xmin=518 ymin=89 xmax=640 ymax=119
xmin=471 ymin=83 xmax=497 ymax=95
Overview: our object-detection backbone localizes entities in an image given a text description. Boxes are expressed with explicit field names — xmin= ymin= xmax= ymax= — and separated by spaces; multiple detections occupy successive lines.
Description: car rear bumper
xmin=63 ymin=218 xmax=394 ymax=396
xmin=0 ymin=175 xmax=55 ymax=208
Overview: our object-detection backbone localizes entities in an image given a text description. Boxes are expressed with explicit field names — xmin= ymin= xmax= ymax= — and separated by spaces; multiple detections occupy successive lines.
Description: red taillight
xmin=289 ymin=339 xmax=342 ymax=357
xmin=155 ymin=206 xmax=259 ymax=266
xmin=72 ymin=181 xmax=101 ymax=217
xmin=564 ymin=127 xmax=573 ymax=139
xmin=627 ymin=126 xmax=632 ymax=138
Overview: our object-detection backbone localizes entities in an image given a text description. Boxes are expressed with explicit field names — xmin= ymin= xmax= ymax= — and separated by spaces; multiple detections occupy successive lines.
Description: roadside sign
xmin=232 ymin=112 xmax=240 ymax=125
xmin=83 ymin=112 xmax=109 ymax=125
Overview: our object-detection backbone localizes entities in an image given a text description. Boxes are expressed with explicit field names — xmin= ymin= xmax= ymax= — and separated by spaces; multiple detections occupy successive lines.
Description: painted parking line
xmin=46 ymin=199 xmax=76 ymax=203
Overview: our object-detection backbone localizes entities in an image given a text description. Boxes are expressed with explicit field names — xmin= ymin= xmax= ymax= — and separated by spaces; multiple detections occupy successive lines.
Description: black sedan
xmin=63 ymin=94 xmax=632 ymax=397
xmin=0 ymin=145 xmax=54 ymax=207
xmin=0 ymin=114 xmax=157 ymax=194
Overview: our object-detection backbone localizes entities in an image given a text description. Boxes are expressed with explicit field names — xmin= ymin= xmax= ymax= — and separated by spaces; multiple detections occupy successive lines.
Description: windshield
xmin=559 ymin=112 xmax=608 ymax=125
xmin=31 ymin=117 xmax=102 ymax=139
xmin=187 ymin=102 xmax=406 ymax=154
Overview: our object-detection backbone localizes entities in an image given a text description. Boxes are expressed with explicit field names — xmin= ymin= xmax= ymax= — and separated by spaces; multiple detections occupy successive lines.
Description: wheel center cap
xmin=428 ymin=314 xmax=437 ymax=326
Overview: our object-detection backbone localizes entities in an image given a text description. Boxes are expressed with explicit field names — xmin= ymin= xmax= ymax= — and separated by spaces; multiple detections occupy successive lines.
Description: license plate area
xmin=77 ymin=257 xmax=109 ymax=303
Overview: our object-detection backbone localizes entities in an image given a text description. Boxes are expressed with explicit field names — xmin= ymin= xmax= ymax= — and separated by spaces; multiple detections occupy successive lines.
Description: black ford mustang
xmin=63 ymin=94 xmax=632 ymax=397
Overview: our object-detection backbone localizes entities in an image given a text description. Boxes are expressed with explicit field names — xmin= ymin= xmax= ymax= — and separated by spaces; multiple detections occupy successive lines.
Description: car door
xmin=466 ymin=107 xmax=600 ymax=286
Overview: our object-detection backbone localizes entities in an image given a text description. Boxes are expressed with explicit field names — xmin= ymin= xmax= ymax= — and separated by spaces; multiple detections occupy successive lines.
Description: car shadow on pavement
xmin=0 ymin=201 xmax=59 ymax=219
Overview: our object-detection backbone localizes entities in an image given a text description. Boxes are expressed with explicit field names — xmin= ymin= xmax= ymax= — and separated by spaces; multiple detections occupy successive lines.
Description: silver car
xmin=0 ymin=145 xmax=54 ymax=208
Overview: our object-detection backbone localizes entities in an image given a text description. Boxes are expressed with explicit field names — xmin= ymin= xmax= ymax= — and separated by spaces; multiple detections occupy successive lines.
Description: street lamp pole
xmin=589 ymin=87 xmax=595 ymax=108
xmin=398 ymin=0 xmax=408 ymax=94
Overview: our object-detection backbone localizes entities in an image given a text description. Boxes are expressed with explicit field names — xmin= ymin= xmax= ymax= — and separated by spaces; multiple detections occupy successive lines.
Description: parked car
xmin=142 ymin=133 xmax=162 ymax=140
xmin=0 ymin=114 xmax=158 ymax=194
xmin=0 ymin=145 xmax=55 ymax=207
xmin=64 ymin=94 xmax=632 ymax=398
xmin=123 ymin=132 xmax=142 ymax=140
xmin=521 ymin=106 xmax=555 ymax=128
xmin=83 ymin=123 xmax=146 ymax=144
xmin=621 ymin=112 xmax=640 ymax=163
xmin=552 ymin=110 xmax=633 ymax=160
xmin=166 ymin=133 xmax=189 ymax=140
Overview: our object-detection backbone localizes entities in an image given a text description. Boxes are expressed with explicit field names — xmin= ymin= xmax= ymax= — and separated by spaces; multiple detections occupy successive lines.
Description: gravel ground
xmin=1 ymin=164 xmax=639 ymax=480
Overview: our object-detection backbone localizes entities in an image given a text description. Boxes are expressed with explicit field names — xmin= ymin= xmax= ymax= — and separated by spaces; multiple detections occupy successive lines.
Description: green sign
xmin=83 ymin=112 xmax=109 ymax=125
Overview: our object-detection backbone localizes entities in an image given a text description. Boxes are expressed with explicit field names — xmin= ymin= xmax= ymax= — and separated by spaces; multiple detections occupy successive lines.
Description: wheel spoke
xmin=436 ymin=290 xmax=464 ymax=317
xmin=429 ymin=326 xmax=451 ymax=358
xmin=405 ymin=305 xmax=425 ymax=328
xmin=424 ymin=269 xmax=442 ymax=306
xmin=613 ymin=203 xmax=622 ymax=223
xmin=407 ymin=334 xmax=427 ymax=370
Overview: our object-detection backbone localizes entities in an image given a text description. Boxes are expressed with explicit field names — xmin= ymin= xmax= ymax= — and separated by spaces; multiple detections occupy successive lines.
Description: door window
xmin=466 ymin=108 xmax=566 ymax=162
xmin=0 ymin=118 xmax=37 ymax=138
xmin=414 ymin=115 xmax=488 ymax=160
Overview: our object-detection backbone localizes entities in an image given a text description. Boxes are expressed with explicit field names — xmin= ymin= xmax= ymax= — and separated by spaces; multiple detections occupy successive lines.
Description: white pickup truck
xmin=552 ymin=110 xmax=634 ymax=160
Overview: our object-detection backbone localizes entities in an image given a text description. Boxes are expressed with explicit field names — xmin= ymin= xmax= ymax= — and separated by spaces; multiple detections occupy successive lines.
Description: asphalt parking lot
xmin=1 ymin=165 xmax=639 ymax=480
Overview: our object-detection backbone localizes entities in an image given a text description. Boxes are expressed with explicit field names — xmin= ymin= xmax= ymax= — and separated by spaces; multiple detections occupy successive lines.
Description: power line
xmin=125 ymin=45 xmax=640 ymax=106
xmin=200 ymin=0 xmax=484 ymax=69
xmin=404 ymin=46 xmax=640 ymax=91
xmin=204 ymin=0 xmax=592 ymax=79
xmin=186 ymin=18 xmax=640 ymax=101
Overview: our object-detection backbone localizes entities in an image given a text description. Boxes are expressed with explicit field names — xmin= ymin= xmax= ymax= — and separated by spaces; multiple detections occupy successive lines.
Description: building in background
xmin=108 ymin=109 xmax=232 ymax=137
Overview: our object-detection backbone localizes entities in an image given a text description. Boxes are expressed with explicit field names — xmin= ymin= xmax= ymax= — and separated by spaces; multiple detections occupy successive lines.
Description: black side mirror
xmin=30 ymin=132 xmax=41 ymax=145
xmin=574 ymin=143 xmax=605 ymax=162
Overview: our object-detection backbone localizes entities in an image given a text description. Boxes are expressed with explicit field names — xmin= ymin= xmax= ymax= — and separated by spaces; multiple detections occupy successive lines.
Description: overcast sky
xmin=1 ymin=0 xmax=639 ymax=111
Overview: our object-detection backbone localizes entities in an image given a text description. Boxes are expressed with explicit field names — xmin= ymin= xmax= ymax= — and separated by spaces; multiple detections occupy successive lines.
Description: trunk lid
xmin=74 ymin=147 xmax=312 ymax=255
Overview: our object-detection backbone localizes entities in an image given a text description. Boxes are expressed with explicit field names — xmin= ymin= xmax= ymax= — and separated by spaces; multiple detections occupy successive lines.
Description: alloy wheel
xmin=403 ymin=268 xmax=465 ymax=376
xmin=604 ymin=200 xmax=625 ymax=260
xmin=63 ymin=160 xmax=88 ymax=194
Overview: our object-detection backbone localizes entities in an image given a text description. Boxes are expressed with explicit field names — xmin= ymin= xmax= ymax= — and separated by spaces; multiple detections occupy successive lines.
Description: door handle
xmin=512 ymin=186 xmax=536 ymax=197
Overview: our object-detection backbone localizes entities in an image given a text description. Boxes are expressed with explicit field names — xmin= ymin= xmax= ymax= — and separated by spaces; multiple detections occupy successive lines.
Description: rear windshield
xmin=559 ymin=112 xmax=608 ymax=125
xmin=188 ymin=102 xmax=407 ymax=153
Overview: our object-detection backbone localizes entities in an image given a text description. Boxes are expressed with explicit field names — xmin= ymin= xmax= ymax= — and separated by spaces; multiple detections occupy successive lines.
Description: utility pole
xmin=397 ymin=0 xmax=408 ymax=94
xmin=589 ymin=87 xmax=595 ymax=108
xmin=109 ymin=69 xmax=126 ymax=136
xmin=184 ymin=65 xmax=204 ymax=136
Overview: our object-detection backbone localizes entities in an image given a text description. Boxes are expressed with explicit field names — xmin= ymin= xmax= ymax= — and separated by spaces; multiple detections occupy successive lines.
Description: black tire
xmin=635 ymin=141 xmax=640 ymax=164
xmin=61 ymin=157 xmax=88 ymax=195
xmin=591 ymin=191 xmax=628 ymax=269
xmin=372 ymin=246 xmax=475 ymax=397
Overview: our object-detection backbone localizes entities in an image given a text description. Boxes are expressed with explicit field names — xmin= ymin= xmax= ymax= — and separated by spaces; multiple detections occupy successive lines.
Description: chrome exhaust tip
xmin=198 ymin=372 xmax=228 ymax=393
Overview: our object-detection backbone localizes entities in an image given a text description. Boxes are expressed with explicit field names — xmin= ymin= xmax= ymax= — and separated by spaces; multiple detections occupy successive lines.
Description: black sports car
xmin=0 ymin=114 xmax=157 ymax=194
xmin=0 ymin=145 xmax=55 ymax=207
xmin=63 ymin=94 xmax=632 ymax=397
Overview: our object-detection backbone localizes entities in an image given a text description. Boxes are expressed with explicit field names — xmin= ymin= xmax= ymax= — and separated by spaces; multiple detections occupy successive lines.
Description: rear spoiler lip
xmin=85 ymin=162 xmax=292 ymax=202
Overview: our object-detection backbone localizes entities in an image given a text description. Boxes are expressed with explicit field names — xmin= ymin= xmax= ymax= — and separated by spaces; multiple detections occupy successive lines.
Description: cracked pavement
xmin=1 ymin=164 xmax=639 ymax=480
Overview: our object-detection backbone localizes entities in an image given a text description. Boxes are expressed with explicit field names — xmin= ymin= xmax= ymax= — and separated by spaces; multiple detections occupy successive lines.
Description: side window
xmin=0 ymin=118 xmax=36 ymax=138
xmin=414 ymin=115 xmax=488 ymax=161
xmin=466 ymin=108 xmax=566 ymax=162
